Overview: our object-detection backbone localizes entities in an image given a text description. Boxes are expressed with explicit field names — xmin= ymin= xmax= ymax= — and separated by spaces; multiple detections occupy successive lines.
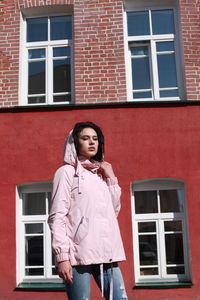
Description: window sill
xmin=134 ymin=281 xmax=193 ymax=289
xmin=15 ymin=282 xmax=65 ymax=291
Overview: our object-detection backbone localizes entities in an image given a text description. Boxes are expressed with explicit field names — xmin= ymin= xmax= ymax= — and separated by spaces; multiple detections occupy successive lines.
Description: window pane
xmin=165 ymin=233 xmax=184 ymax=264
xmin=157 ymin=53 xmax=177 ymax=88
xmin=50 ymin=16 xmax=72 ymax=40
xmin=53 ymin=94 xmax=71 ymax=103
xmin=167 ymin=266 xmax=185 ymax=274
xmin=23 ymin=193 xmax=46 ymax=215
xmin=138 ymin=222 xmax=156 ymax=233
xmin=133 ymin=91 xmax=152 ymax=99
xmin=25 ymin=268 xmax=44 ymax=276
xmin=25 ymin=236 xmax=43 ymax=266
xmin=152 ymin=10 xmax=175 ymax=34
xmin=157 ymin=41 xmax=175 ymax=52
xmin=139 ymin=235 xmax=157 ymax=265
xmin=27 ymin=18 xmax=48 ymax=42
xmin=28 ymin=61 xmax=45 ymax=94
xmin=164 ymin=221 xmax=182 ymax=232
xmin=160 ymin=189 xmax=184 ymax=213
xmin=48 ymin=192 xmax=51 ymax=214
xmin=140 ymin=267 xmax=158 ymax=276
xmin=131 ymin=45 xmax=149 ymax=56
xmin=28 ymin=49 xmax=45 ymax=59
xmin=160 ymin=89 xmax=179 ymax=98
xmin=28 ymin=96 xmax=45 ymax=104
xmin=53 ymin=47 xmax=71 ymax=57
xmin=132 ymin=56 xmax=151 ymax=90
xmin=52 ymin=267 xmax=58 ymax=275
xmin=25 ymin=223 xmax=43 ymax=234
xmin=53 ymin=58 xmax=71 ymax=93
xmin=135 ymin=191 xmax=158 ymax=214
xmin=127 ymin=11 xmax=150 ymax=36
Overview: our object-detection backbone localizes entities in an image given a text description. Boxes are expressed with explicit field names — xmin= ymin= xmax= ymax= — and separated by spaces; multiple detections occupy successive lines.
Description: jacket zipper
xmin=74 ymin=216 xmax=84 ymax=238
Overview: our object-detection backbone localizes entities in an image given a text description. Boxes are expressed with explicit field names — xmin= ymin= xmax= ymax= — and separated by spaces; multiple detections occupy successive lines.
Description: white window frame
xmin=124 ymin=1 xmax=185 ymax=102
xmin=19 ymin=9 xmax=73 ymax=106
xmin=16 ymin=182 xmax=61 ymax=285
xmin=131 ymin=178 xmax=191 ymax=284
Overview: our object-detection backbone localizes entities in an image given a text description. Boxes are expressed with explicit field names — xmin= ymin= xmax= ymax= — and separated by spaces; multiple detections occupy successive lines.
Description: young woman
xmin=48 ymin=122 xmax=128 ymax=300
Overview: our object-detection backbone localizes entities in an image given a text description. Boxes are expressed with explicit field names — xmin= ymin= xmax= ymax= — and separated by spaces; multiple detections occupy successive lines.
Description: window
xmin=131 ymin=179 xmax=191 ymax=285
xmin=16 ymin=182 xmax=61 ymax=287
xmin=21 ymin=14 xmax=72 ymax=105
xmin=125 ymin=6 xmax=183 ymax=101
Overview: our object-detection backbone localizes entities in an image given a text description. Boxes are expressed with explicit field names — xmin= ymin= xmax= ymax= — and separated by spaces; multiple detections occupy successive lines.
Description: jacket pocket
xmin=73 ymin=216 xmax=89 ymax=245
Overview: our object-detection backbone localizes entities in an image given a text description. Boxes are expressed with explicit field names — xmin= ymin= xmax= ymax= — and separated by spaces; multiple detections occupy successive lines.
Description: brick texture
xmin=179 ymin=0 xmax=200 ymax=100
xmin=0 ymin=0 xmax=200 ymax=106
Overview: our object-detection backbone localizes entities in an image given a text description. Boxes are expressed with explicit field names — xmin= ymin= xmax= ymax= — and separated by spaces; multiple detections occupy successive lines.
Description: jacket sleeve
xmin=48 ymin=166 xmax=73 ymax=263
xmin=106 ymin=177 xmax=122 ymax=216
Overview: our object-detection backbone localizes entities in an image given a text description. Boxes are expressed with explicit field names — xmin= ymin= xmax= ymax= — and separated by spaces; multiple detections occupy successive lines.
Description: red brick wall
xmin=0 ymin=0 xmax=200 ymax=106
xmin=179 ymin=0 xmax=200 ymax=100
xmin=74 ymin=0 xmax=127 ymax=103
xmin=0 ymin=0 xmax=20 ymax=107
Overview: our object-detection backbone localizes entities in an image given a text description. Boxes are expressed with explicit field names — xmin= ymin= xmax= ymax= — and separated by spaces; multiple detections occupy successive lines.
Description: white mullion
xmin=158 ymin=219 xmax=167 ymax=278
xmin=45 ymin=192 xmax=52 ymax=277
xmin=151 ymin=40 xmax=159 ymax=100
xmin=25 ymin=47 xmax=29 ymax=104
xmin=149 ymin=10 xmax=152 ymax=35
xmin=156 ymin=191 xmax=163 ymax=278
xmin=46 ymin=45 xmax=52 ymax=104
xmin=132 ymin=220 xmax=140 ymax=281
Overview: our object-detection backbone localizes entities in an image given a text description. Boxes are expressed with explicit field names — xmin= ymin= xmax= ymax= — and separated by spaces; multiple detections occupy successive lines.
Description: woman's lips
xmin=88 ymin=147 xmax=95 ymax=151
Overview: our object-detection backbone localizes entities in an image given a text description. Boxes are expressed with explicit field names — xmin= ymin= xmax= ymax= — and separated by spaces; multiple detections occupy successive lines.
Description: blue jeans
xmin=65 ymin=263 xmax=128 ymax=300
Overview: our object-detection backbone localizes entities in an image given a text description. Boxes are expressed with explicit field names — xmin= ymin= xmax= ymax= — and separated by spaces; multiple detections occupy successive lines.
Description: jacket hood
xmin=63 ymin=130 xmax=77 ymax=166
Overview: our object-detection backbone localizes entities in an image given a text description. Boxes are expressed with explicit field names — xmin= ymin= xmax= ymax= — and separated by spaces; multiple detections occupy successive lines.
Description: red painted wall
xmin=1 ymin=104 xmax=200 ymax=299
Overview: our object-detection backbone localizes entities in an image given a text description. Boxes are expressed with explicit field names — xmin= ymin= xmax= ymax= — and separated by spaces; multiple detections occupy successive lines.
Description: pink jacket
xmin=48 ymin=132 xmax=126 ymax=266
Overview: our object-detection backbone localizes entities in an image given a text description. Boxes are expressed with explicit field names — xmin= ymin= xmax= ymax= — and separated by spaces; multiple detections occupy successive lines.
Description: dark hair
xmin=72 ymin=121 xmax=104 ymax=161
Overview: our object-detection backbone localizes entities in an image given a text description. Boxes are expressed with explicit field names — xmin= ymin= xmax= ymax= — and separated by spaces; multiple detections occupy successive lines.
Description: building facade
xmin=0 ymin=0 xmax=200 ymax=299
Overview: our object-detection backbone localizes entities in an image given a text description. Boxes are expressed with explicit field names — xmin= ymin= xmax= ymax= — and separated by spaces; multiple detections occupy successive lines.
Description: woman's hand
xmin=57 ymin=260 xmax=73 ymax=283
xmin=100 ymin=161 xmax=116 ymax=179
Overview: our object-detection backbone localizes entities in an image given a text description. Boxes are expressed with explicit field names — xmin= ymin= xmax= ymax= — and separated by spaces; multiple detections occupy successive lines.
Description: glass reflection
xmin=53 ymin=94 xmax=71 ymax=103
xmin=138 ymin=222 xmax=156 ymax=233
xmin=165 ymin=233 xmax=184 ymax=264
xmin=53 ymin=47 xmax=70 ymax=57
xmin=167 ymin=266 xmax=185 ymax=274
xmin=160 ymin=89 xmax=179 ymax=98
xmin=133 ymin=91 xmax=152 ymax=99
xmin=127 ymin=11 xmax=150 ymax=36
xmin=140 ymin=267 xmax=158 ymax=276
xmin=135 ymin=191 xmax=158 ymax=214
xmin=157 ymin=53 xmax=177 ymax=88
xmin=164 ymin=220 xmax=182 ymax=232
xmin=156 ymin=41 xmax=175 ymax=52
xmin=132 ymin=56 xmax=151 ymax=90
xmin=28 ymin=96 xmax=45 ymax=104
xmin=25 ymin=268 xmax=44 ymax=276
xmin=152 ymin=10 xmax=175 ymax=34
xmin=25 ymin=223 xmax=43 ymax=234
xmin=27 ymin=18 xmax=48 ymax=42
xmin=160 ymin=189 xmax=184 ymax=213
xmin=139 ymin=235 xmax=157 ymax=265
xmin=28 ymin=61 xmax=45 ymax=94
xmin=25 ymin=236 xmax=43 ymax=266
xmin=53 ymin=58 xmax=71 ymax=93
xmin=28 ymin=49 xmax=45 ymax=59
xmin=22 ymin=193 xmax=46 ymax=215
xmin=50 ymin=16 xmax=72 ymax=40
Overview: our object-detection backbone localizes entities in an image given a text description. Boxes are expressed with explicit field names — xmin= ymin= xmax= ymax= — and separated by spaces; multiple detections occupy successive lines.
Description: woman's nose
xmin=89 ymin=138 xmax=95 ymax=144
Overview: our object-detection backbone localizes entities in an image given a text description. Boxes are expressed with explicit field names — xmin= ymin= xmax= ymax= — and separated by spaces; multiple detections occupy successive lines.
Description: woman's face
xmin=78 ymin=127 xmax=99 ymax=159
